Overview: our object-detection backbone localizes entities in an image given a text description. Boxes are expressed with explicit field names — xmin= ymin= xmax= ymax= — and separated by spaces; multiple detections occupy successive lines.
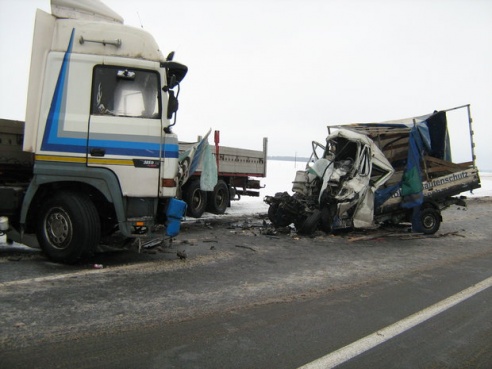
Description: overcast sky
xmin=1 ymin=0 xmax=491 ymax=169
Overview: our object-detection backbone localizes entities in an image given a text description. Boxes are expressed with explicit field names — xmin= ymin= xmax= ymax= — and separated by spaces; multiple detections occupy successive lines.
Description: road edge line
xmin=298 ymin=275 xmax=492 ymax=369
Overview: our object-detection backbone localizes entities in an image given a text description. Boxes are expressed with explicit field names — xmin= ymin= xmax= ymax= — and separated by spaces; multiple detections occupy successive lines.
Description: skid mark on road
xmin=298 ymin=275 xmax=492 ymax=369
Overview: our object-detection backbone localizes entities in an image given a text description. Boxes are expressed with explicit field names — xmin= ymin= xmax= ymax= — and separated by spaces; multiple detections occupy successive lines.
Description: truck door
xmin=87 ymin=65 xmax=162 ymax=197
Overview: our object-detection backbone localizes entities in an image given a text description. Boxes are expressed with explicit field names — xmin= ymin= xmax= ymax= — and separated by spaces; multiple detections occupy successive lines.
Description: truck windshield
xmin=91 ymin=65 xmax=161 ymax=119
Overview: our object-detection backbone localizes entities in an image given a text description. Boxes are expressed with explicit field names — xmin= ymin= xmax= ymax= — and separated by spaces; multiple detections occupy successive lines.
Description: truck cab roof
xmin=48 ymin=0 xmax=164 ymax=62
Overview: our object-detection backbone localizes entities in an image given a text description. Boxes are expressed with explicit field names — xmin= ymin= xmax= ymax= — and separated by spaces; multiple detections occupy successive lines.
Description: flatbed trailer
xmin=179 ymin=131 xmax=267 ymax=218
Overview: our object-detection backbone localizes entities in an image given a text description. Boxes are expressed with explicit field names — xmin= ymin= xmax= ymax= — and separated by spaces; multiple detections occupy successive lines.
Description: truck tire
xmin=184 ymin=180 xmax=207 ymax=218
xmin=36 ymin=191 xmax=101 ymax=264
xmin=207 ymin=180 xmax=229 ymax=214
xmin=412 ymin=207 xmax=441 ymax=234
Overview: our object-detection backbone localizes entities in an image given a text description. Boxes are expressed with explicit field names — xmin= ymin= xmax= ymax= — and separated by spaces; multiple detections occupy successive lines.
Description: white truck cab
xmin=2 ymin=0 xmax=188 ymax=263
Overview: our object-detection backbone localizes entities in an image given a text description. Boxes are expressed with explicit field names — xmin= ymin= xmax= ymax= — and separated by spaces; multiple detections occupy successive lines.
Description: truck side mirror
xmin=162 ymin=75 xmax=176 ymax=92
xmin=160 ymin=61 xmax=188 ymax=89
xmin=167 ymin=89 xmax=179 ymax=119
xmin=160 ymin=60 xmax=187 ymax=126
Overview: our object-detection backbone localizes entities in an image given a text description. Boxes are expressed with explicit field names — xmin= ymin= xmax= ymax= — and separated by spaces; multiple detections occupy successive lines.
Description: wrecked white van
xmin=265 ymin=105 xmax=481 ymax=235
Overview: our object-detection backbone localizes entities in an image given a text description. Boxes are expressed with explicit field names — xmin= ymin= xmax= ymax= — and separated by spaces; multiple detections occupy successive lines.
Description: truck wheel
xmin=184 ymin=180 xmax=207 ymax=218
xmin=413 ymin=207 xmax=441 ymax=234
xmin=207 ymin=180 xmax=229 ymax=214
xmin=36 ymin=191 xmax=101 ymax=264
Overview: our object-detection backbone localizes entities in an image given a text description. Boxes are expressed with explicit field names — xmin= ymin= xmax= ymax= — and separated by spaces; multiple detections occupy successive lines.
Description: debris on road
xmin=235 ymin=245 xmax=257 ymax=252
xmin=177 ymin=250 xmax=187 ymax=260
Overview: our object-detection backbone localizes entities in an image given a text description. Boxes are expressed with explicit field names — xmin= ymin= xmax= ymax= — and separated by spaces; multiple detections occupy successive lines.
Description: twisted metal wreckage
xmin=265 ymin=105 xmax=481 ymax=235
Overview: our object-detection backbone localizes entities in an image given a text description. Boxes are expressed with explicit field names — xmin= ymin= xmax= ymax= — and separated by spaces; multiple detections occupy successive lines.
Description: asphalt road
xmin=1 ymin=198 xmax=491 ymax=368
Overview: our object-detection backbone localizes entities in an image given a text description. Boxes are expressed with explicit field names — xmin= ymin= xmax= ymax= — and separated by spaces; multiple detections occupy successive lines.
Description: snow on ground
xmin=467 ymin=171 xmax=492 ymax=197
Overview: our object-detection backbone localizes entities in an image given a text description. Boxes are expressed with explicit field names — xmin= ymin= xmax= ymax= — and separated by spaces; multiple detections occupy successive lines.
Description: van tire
xmin=296 ymin=210 xmax=321 ymax=235
xmin=420 ymin=207 xmax=441 ymax=234
xmin=268 ymin=203 xmax=292 ymax=227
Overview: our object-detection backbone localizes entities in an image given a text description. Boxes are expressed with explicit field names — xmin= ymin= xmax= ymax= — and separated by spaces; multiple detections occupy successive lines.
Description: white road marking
xmin=0 ymin=268 xmax=108 ymax=288
xmin=298 ymin=275 xmax=492 ymax=369
xmin=0 ymin=260 xmax=162 ymax=288
xmin=0 ymin=252 xmax=235 ymax=288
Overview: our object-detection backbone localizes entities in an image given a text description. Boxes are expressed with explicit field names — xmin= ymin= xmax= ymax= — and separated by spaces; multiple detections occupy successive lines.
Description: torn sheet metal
xmin=178 ymin=129 xmax=217 ymax=190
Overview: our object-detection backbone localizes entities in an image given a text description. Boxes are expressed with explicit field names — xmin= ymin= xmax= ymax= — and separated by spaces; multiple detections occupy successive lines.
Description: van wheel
xmin=268 ymin=203 xmax=279 ymax=224
xmin=207 ymin=180 xmax=229 ymax=214
xmin=37 ymin=191 xmax=101 ymax=264
xmin=296 ymin=210 xmax=321 ymax=235
xmin=268 ymin=204 xmax=292 ymax=227
xmin=184 ymin=180 xmax=207 ymax=218
xmin=413 ymin=207 xmax=441 ymax=234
